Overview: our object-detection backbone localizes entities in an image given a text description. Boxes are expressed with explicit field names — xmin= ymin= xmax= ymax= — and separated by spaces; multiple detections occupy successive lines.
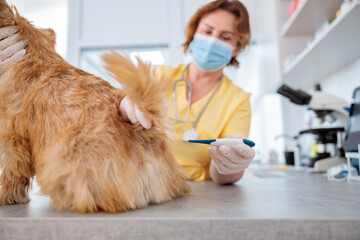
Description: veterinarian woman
xmin=120 ymin=0 xmax=255 ymax=184
xmin=0 ymin=0 xmax=255 ymax=184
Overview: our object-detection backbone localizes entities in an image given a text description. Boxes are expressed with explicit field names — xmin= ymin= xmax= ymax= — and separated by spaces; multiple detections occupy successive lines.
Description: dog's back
xmin=0 ymin=0 xmax=190 ymax=213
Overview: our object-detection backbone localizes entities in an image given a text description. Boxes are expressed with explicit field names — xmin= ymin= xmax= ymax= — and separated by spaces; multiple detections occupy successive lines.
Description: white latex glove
xmin=208 ymin=134 xmax=255 ymax=175
xmin=119 ymin=96 xmax=152 ymax=129
xmin=0 ymin=26 xmax=27 ymax=74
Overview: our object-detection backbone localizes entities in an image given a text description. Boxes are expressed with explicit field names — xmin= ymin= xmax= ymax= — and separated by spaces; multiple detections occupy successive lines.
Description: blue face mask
xmin=188 ymin=34 xmax=233 ymax=72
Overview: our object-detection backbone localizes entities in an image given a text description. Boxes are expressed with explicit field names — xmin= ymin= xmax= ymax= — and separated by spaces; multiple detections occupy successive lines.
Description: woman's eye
xmin=203 ymin=30 xmax=211 ymax=34
xmin=222 ymin=36 xmax=231 ymax=41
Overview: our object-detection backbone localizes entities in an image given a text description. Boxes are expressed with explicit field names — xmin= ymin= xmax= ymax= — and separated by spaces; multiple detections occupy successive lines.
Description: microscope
xmin=277 ymin=84 xmax=349 ymax=172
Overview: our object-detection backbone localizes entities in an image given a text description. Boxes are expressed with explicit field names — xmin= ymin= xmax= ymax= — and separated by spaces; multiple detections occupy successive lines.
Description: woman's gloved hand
xmin=119 ymin=96 xmax=152 ymax=129
xmin=0 ymin=26 xmax=27 ymax=74
xmin=208 ymin=134 xmax=255 ymax=175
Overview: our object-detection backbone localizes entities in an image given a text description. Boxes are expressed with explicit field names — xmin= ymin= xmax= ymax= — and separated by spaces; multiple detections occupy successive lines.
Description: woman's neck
xmin=187 ymin=62 xmax=223 ymax=85
xmin=185 ymin=62 xmax=224 ymax=104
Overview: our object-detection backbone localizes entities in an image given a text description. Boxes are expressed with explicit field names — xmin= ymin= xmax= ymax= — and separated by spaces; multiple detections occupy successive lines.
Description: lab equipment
xmin=274 ymin=134 xmax=301 ymax=167
xmin=344 ymin=86 xmax=360 ymax=153
xmin=170 ymin=64 xmax=224 ymax=141
xmin=277 ymin=84 xmax=348 ymax=126
xmin=277 ymin=84 xmax=349 ymax=172
xmin=183 ymin=138 xmax=255 ymax=148
xmin=345 ymin=149 xmax=360 ymax=181
xmin=288 ymin=0 xmax=297 ymax=18
xmin=284 ymin=151 xmax=295 ymax=165
xmin=344 ymin=86 xmax=360 ymax=181
xmin=299 ymin=127 xmax=346 ymax=171
xmin=327 ymin=163 xmax=358 ymax=181
xmin=336 ymin=0 xmax=353 ymax=18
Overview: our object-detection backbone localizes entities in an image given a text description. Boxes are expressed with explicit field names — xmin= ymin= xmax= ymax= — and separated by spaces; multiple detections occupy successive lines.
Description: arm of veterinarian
xmin=0 ymin=26 xmax=27 ymax=74
xmin=119 ymin=95 xmax=255 ymax=184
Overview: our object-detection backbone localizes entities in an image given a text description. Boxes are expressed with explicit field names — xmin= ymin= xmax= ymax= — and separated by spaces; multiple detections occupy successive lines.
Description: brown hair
xmin=183 ymin=0 xmax=251 ymax=68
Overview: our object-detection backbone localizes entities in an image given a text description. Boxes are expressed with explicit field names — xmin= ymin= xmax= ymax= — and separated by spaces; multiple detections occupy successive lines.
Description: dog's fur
xmin=0 ymin=0 xmax=190 ymax=213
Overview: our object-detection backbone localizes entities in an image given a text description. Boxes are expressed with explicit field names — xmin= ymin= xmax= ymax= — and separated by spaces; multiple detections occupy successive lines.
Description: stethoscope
xmin=170 ymin=64 xmax=224 ymax=140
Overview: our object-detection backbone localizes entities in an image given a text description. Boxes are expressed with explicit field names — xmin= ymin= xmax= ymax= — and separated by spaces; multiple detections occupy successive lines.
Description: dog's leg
xmin=0 ymin=135 xmax=33 ymax=205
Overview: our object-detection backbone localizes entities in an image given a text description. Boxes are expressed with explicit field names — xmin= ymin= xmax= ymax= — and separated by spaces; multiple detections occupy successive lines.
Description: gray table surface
xmin=1 ymin=166 xmax=360 ymax=240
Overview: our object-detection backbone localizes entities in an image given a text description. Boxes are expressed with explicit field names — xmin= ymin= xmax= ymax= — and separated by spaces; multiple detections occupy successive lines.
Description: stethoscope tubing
xmin=170 ymin=64 xmax=223 ymax=131
xmin=171 ymin=77 xmax=194 ymax=122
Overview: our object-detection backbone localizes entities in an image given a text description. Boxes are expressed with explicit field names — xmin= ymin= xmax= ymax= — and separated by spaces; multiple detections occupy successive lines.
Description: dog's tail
xmin=102 ymin=51 xmax=170 ymax=132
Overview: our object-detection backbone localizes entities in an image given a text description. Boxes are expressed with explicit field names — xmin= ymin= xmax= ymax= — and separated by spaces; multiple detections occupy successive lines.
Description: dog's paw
xmin=15 ymin=196 xmax=30 ymax=204
xmin=0 ymin=191 xmax=30 ymax=205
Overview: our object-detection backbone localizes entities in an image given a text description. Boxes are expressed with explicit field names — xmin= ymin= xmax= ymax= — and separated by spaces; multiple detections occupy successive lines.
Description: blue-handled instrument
xmin=183 ymin=138 xmax=255 ymax=148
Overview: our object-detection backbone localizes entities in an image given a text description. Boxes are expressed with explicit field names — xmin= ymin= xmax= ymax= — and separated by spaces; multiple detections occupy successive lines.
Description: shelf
xmin=281 ymin=0 xmax=343 ymax=37
xmin=282 ymin=1 xmax=360 ymax=89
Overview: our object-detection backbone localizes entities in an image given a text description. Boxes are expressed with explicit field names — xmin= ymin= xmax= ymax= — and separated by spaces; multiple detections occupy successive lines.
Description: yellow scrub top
xmin=155 ymin=64 xmax=251 ymax=181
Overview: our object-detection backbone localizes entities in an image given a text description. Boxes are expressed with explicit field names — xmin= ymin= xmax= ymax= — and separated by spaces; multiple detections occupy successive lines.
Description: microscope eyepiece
xmin=277 ymin=84 xmax=312 ymax=105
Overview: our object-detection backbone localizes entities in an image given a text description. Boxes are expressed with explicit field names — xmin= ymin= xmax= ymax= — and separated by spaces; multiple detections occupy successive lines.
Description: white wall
xmin=320 ymin=58 xmax=360 ymax=103
xmin=7 ymin=0 xmax=68 ymax=58
xmin=67 ymin=0 xmax=185 ymax=67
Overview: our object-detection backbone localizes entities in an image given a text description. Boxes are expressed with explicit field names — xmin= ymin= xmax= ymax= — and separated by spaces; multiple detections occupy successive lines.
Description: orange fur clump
xmin=0 ymin=0 xmax=190 ymax=213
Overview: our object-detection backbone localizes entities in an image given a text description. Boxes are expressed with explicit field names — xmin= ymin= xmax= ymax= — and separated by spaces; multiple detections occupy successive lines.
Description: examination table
xmin=1 ymin=166 xmax=359 ymax=240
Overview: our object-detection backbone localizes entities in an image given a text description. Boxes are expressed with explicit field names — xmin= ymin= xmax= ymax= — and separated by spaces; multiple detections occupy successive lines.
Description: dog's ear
xmin=40 ymin=28 xmax=56 ymax=47
xmin=0 ymin=0 xmax=14 ymax=19
xmin=42 ymin=28 xmax=56 ymax=40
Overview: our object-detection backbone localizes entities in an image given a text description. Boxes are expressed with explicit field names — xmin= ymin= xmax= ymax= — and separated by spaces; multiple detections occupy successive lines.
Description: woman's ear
xmin=231 ymin=46 xmax=239 ymax=58
xmin=231 ymin=41 xmax=243 ymax=57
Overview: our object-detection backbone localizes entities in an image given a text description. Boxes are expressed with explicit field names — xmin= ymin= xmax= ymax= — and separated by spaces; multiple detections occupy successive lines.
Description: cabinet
xmin=277 ymin=0 xmax=360 ymax=89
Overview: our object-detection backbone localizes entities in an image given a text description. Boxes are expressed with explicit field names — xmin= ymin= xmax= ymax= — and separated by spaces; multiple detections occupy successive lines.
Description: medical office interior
xmin=1 ymin=0 xmax=360 ymax=238
xmin=22 ymin=0 xmax=359 ymax=172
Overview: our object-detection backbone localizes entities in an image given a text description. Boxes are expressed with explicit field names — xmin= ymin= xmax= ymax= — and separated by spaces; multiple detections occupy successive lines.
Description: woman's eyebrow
xmin=203 ymin=23 xmax=214 ymax=29
xmin=203 ymin=23 xmax=235 ymax=36
xmin=221 ymin=30 xmax=235 ymax=36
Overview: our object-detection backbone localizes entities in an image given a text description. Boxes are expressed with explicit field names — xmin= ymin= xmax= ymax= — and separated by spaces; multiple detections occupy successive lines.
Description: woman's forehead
xmin=198 ymin=9 xmax=236 ymax=33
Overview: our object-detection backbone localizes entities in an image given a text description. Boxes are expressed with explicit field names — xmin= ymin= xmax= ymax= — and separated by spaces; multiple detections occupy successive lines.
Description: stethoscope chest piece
xmin=182 ymin=128 xmax=198 ymax=141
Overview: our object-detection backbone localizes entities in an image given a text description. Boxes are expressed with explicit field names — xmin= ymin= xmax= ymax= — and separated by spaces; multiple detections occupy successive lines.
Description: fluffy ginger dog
xmin=0 ymin=0 xmax=190 ymax=213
